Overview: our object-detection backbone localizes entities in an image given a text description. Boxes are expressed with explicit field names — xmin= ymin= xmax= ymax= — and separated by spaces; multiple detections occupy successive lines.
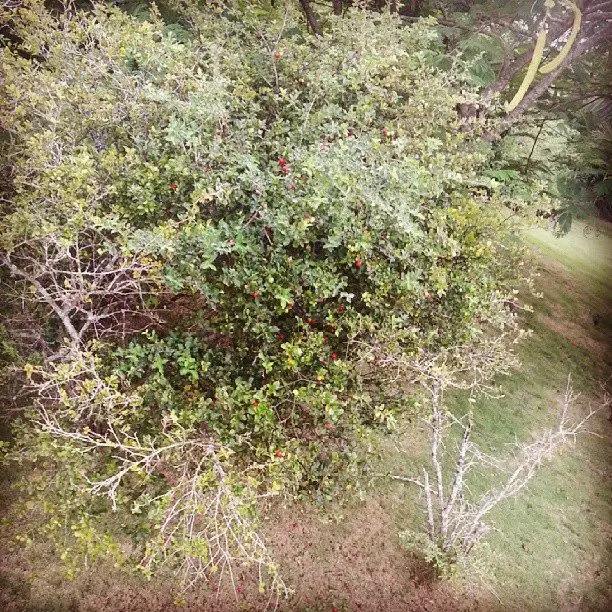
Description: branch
xmin=35 ymin=402 xmax=288 ymax=602
xmin=396 ymin=371 xmax=607 ymax=561
xmin=1 ymin=252 xmax=81 ymax=346
xmin=481 ymin=12 xmax=575 ymax=102
xmin=502 ymin=26 xmax=612 ymax=128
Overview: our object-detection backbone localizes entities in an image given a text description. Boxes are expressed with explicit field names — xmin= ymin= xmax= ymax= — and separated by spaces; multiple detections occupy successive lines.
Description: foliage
xmin=492 ymin=116 xmax=612 ymax=233
xmin=0 ymin=0 xmax=528 ymax=594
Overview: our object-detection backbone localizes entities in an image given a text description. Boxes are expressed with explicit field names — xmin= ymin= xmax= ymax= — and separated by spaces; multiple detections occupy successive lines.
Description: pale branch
xmin=442 ymin=411 xmax=473 ymax=536
xmin=1 ymin=252 xmax=82 ymax=346
xmin=1 ymin=231 xmax=162 ymax=348
xmin=423 ymin=468 xmax=435 ymax=542
xmin=430 ymin=380 xmax=446 ymax=533
xmin=390 ymin=474 xmax=425 ymax=488
xmin=357 ymin=325 xmax=521 ymax=397
xmin=397 ymin=373 xmax=606 ymax=559
xmin=35 ymin=403 xmax=288 ymax=602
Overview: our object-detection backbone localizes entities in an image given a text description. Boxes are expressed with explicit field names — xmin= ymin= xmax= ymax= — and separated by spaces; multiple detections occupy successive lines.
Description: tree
xmin=367 ymin=317 xmax=607 ymax=574
xmin=433 ymin=1 xmax=612 ymax=131
xmin=411 ymin=1 xmax=612 ymax=228
xmin=298 ymin=0 xmax=322 ymax=33
xmin=1 ymin=0 xmax=528 ymax=595
xmin=395 ymin=355 xmax=605 ymax=574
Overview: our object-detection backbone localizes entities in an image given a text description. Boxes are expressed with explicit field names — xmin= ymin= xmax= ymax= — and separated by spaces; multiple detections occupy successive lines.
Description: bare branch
xmin=28 ymin=359 xmax=289 ymax=603
xmin=1 ymin=230 xmax=163 ymax=349
xmin=396 ymin=367 xmax=605 ymax=564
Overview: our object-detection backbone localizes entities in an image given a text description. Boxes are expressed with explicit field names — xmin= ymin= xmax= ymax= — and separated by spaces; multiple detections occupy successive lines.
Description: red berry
xmin=425 ymin=293 xmax=433 ymax=302
xmin=273 ymin=50 xmax=281 ymax=60
xmin=252 ymin=400 xmax=259 ymax=407
xmin=307 ymin=317 xmax=315 ymax=325
xmin=280 ymin=166 xmax=288 ymax=175
xmin=355 ymin=260 xmax=363 ymax=269
xmin=252 ymin=291 xmax=260 ymax=299
xmin=278 ymin=157 xmax=287 ymax=166
xmin=323 ymin=337 xmax=328 ymax=344
xmin=169 ymin=182 xmax=178 ymax=191
xmin=274 ymin=450 xmax=283 ymax=458
xmin=337 ymin=305 xmax=345 ymax=313
xmin=278 ymin=332 xmax=285 ymax=341
xmin=382 ymin=128 xmax=389 ymax=136
xmin=331 ymin=352 xmax=338 ymax=360
xmin=324 ymin=423 xmax=334 ymax=430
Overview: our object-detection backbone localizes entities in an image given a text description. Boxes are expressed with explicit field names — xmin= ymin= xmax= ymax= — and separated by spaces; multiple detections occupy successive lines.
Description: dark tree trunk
xmin=298 ymin=0 xmax=322 ymax=36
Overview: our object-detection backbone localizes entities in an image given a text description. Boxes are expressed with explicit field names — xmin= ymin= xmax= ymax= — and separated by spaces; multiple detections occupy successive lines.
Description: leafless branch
xmin=29 ymin=367 xmax=289 ymax=604
xmin=1 ymin=229 xmax=163 ymax=350
xmin=397 ymin=370 xmax=607 ymax=562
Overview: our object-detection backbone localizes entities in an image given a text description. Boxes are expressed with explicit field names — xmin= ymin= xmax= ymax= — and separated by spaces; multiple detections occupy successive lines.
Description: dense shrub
xmin=0 ymin=0 xmax=524 ymax=593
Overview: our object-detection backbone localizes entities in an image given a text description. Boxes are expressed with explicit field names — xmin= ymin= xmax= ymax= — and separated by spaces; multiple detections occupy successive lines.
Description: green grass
xmin=526 ymin=220 xmax=612 ymax=300
xmin=372 ymin=220 xmax=612 ymax=610
xmin=473 ymin=222 xmax=612 ymax=611
xmin=466 ymin=321 xmax=611 ymax=610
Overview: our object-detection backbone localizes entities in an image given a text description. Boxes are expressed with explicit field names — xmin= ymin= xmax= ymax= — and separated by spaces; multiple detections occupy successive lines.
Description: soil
xmin=0 ymin=496 xmax=484 ymax=612
xmin=259 ymin=498 xmax=477 ymax=612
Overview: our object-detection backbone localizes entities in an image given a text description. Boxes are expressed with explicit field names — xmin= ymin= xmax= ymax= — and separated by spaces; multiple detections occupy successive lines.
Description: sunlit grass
xmin=526 ymin=220 xmax=612 ymax=304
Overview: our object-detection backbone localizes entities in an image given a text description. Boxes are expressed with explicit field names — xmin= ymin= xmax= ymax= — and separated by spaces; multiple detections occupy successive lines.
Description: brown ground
xmin=535 ymin=311 xmax=609 ymax=361
xmin=532 ymin=256 xmax=611 ymax=366
xmin=260 ymin=498 xmax=476 ymax=612
xmin=0 ymin=496 xmax=483 ymax=612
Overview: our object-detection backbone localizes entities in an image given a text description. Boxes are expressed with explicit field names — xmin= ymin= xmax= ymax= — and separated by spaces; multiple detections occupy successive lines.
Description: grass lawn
xmin=471 ymin=220 xmax=612 ymax=611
